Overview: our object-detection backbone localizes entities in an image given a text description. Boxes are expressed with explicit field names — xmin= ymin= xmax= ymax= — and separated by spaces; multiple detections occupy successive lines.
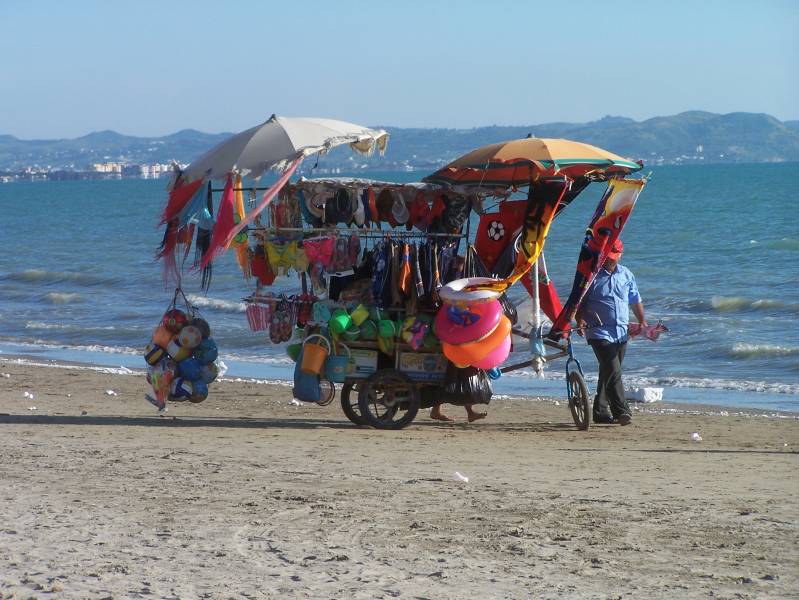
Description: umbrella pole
xmin=531 ymin=254 xmax=545 ymax=373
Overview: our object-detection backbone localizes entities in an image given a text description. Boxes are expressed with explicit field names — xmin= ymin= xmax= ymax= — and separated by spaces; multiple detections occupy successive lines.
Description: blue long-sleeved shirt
xmin=581 ymin=264 xmax=641 ymax=343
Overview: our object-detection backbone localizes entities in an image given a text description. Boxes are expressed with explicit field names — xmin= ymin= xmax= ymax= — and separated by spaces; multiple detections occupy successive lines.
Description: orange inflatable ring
xmin=442 ymin=315 xmax=511 ymax=367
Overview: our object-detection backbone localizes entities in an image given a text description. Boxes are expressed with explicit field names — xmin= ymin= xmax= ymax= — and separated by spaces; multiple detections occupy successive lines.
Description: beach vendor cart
xmin=154 ymin=119 xmax=648 ymax=430
xmin=244 ymin=175 xmax=511 ymax=429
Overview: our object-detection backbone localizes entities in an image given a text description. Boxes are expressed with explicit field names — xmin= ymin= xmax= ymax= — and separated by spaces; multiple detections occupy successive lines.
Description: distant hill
xmin=2 ymin=111 xmax=798 ymax=173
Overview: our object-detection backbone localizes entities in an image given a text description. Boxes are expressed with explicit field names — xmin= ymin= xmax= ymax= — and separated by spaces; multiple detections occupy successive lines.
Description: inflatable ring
xmin=442 ymin=315 xmax=511 ymax=367
xmin=439 ymin=277 xmax=502 ymax=306
xmin=471 ymin=333 xmax=511 ymax=370
xmin=434 ymin=299 xmax=502 ymax=345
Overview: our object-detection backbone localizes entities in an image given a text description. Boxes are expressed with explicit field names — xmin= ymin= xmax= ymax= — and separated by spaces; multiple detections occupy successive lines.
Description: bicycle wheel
xmin=340 ymin=381 xmax=368 ymax=426
xmin=317 ymin=378 xmax=336 ymax=406
xmin=568 ymin=370 xmax=590 ymax=431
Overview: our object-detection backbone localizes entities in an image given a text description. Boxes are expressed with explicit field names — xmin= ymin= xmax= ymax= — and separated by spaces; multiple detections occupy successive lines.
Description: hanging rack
xmin=247 ymin=226 xmax=467 ymax=239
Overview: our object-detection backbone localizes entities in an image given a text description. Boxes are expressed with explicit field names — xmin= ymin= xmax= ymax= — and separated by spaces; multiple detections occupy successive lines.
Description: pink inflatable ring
xmin=434 ymin=300 xmax=503 ymax=345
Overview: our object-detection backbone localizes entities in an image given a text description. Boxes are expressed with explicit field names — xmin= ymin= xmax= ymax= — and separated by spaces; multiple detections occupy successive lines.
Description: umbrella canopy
xmin=424 ymin=137 xmax=641 ymax=187
xmin=183 ymin=115 xmax=388 ymax=181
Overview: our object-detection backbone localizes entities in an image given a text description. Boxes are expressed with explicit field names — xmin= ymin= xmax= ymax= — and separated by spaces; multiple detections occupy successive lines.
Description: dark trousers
xmin=588 ymin=339 xmax=631 ymax=419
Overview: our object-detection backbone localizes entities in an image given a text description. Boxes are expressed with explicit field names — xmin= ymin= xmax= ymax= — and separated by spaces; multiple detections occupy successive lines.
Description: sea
xmin=1 ymin=163 xmax=798 ymax=412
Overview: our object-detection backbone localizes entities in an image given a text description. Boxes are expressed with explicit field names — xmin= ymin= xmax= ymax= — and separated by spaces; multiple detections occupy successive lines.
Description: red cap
xmin=607 ymin=239 xmax=624 ymax=260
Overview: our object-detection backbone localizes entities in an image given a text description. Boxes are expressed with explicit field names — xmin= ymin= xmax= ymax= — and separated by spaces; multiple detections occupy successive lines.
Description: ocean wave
xmin=710 ymin=295 xmax=799 ymax=314
xmin=726 ymin=342 xmax=799 ymax=359
xmin=0 ymin=338 xmax=141 ymax=356
xmin=1 ymin=269 xmax=119 ymax=286
xmin=24 ymin=321 xmax=119 ymax=332
xmin=187 ymin=294 xmax=246 ymax=313
xmin=41 ymin=292 xmax=82 ymax=305
xmin=766 ymin=237 xmax=799 ymax=251
xmin=503 ymin=365 xmax=799 ymax=395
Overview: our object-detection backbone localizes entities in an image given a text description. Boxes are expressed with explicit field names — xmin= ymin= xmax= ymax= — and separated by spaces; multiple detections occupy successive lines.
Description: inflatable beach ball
xmin=166 ymin=338 xmax=192 ymax=362
xmin=152 ymin=325 xmax=174 ymax=349
xmin=190 ymin=317 xmax=211 ymax=339
xmin=194 ymin=338 xmax=218 ymax=364
xmin=200 ymin=362 xmax=219 ymax=384
xmin=162 ymin=309 xmax=188 ymax=334
xmin=178 ymin=325 xmax=203 ymax=350
xmin=178 ymin=357 xmax=203 ymax=381
xmin=170 ymin=377 xmax=194 ymax=400
xmin=144 ymin=342 xmax=166 ymax=366
xmin=189 ymin=380 xmax=209 ymax=403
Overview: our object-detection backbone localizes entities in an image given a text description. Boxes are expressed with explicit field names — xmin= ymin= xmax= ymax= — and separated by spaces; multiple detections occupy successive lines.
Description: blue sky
xmin=1 ymin=0 xmax=797 ymax=138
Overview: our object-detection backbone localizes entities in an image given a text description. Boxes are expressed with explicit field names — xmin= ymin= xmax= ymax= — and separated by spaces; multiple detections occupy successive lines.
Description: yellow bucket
xmin=300 ymin=334 xmax=331 ymax=375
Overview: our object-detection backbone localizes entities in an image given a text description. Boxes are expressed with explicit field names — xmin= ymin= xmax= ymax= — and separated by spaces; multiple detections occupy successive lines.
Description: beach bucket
xmin=300 ymin=334 xmax=331 ymax=375
xmin=328 ymin=309 xmax=352 ymax=336
xmin=360 ymin=319 xmax=378 ymax=341
xmin=324 ymin=343 xmax=352 ymax=383
xmin=343 ymin=325 xmax=360 ymax=342
xmin=351 ymin=304 xmax=369 ymax=326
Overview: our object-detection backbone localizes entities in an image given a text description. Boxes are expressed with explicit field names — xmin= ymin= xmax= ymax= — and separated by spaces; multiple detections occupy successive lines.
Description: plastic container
xmin=300 ymin=334 xmax=331 ymax=375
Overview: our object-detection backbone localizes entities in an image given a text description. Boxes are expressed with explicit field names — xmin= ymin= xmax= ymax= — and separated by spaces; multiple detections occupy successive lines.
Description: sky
xmin=1 ymin=0 xmax=797 ymax=139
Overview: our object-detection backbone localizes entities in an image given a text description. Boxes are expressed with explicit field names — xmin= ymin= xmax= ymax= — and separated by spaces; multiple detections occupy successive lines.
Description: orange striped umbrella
xmin=424 ymin=137 xmax=642 ymax=187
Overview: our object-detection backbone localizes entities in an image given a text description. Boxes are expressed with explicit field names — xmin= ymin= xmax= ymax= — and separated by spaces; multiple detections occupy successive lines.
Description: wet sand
xmin=1 ymin=359 xmax=797 ymax=599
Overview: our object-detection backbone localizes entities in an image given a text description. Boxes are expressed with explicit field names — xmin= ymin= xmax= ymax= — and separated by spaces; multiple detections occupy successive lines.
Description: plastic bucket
xmin=301 ymin=334 xmax=331 ymax=375
xmin=351 ymin=304 xmax=369 ymax=326
xmin=328 ymin=309 xmax=352 ymax=335
xmin=324 ymin=343 xmax=352 ymax=383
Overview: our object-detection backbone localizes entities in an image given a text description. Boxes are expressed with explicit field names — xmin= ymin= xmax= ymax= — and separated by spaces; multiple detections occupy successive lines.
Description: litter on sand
xmin=691 ymin=432 xmax=703 ymax=442
xmin=453 ymin=471 xmax=469 ymax=483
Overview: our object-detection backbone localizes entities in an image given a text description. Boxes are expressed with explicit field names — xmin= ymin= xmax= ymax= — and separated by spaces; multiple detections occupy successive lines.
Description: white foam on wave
xmin=187 ymin=294 xmax=246 ymax=313
xmin=6 ymin=357 xmax=139 ymax=376
xmin=2 ymin=338 xmax=141 ymax=356
xmin=25 ymin=321 xmax=118 ymax=332
xmin=42 ymin=292 xmax=82 ymax=305
xmin=502 ymin=364 xmax=799 ymax=396
xmin=728 ymin=342 xmax=799 ymax=358
xmin=710 ymin=295 xmax=797 ymax=314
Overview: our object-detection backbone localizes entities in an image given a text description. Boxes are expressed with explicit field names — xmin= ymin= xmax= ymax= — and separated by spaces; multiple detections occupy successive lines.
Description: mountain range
xmin=2 ymin=111 xmax=798 ymax=173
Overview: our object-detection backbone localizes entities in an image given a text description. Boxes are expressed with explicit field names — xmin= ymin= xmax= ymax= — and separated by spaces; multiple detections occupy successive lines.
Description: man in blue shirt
xmin=577 ymin=239 xmax=647 ymax=426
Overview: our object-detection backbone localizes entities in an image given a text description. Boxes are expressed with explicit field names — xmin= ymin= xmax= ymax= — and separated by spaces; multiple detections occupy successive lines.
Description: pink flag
xmin=223 ymin=157 xmax=303 ymax=248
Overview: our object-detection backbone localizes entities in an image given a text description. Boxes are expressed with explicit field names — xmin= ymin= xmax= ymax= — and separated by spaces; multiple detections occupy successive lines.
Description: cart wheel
xmin=340 ymin=381 xmax=368 ymax=426
xmin=317 ymin=378 xmax=335 ymax=406
xmin=568 ymin=370 xmax=590 ymax=431
xmin=357 ymin=370 xmax=419 ymax=430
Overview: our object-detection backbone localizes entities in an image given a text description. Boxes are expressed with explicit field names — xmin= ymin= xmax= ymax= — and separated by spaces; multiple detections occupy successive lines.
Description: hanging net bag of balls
xmin=143 ymin=287 xmax=220 ymax=411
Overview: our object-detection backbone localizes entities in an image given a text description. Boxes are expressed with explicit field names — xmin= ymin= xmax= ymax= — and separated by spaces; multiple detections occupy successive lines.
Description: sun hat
xmin=607 ymin=239 xmax=624 ymax=260
xmin=391 ymin=195 xmax=410 ymax=226
xmin=376 ymin=188 xmax=394 ymax=223
xmin=409 ymin=190 xmax=430 ymax=231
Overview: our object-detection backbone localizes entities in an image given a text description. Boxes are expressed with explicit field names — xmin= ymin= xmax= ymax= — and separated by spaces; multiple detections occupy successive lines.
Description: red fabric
xmin=199 ymin=174 xmax=236 ymax=270
xmin=474 ymin=199 xmax=527 ymax=271
xmin=427 ymin=193 xmax=446 ymax=225
xmin=160 ymin=178 xmax=205 ymax=225
xmin=521 ymin=274 xmax=563 ymax=326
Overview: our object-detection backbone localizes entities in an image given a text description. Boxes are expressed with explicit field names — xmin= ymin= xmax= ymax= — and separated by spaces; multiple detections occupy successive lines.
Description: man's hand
xmin=576 ymin=318 xmax=587 ymax=337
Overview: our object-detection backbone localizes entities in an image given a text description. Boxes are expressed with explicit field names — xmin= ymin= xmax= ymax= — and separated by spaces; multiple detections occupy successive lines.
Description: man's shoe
xmin=593 ymin=414 xmax=617 ymax=424
xmin=618 ymin=414 xmax=632 ymax=426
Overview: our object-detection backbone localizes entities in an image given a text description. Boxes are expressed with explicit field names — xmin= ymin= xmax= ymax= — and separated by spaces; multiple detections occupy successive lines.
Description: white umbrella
xmin=182 ymin=114 xmax=388 ymax=181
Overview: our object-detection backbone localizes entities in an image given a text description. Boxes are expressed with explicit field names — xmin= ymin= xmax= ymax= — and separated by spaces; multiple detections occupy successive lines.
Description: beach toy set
xmin=144 ymin=289 xmax=220 ymax=411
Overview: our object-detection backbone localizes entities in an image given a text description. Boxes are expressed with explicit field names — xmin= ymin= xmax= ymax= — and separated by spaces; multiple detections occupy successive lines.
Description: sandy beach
xmin=0 ymin=358 xmax=797 ymax=600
